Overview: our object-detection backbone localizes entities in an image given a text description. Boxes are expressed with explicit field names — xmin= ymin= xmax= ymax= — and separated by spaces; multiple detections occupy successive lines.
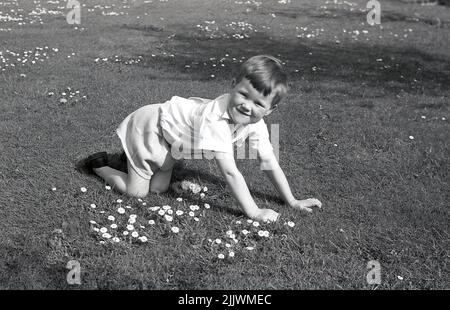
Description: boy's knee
xmin=126 ymin=187 xmax=149 ymax=198
xmin=149 ymin=184 xmax=169 ymax=194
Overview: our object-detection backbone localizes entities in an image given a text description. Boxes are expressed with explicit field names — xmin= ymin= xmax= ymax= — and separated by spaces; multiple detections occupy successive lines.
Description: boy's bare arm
xmin=259 ymin=151 xmax=323 ymax=212
xmin=214 ymin=152 xmax=279 ymax=222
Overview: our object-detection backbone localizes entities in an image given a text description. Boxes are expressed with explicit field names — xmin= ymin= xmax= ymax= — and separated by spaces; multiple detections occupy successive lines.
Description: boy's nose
xmin=241 ymin=102 xmax=251 ymax=112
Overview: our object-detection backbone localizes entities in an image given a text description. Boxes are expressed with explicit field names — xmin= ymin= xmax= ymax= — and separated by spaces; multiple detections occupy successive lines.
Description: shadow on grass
xmin=119 ymin=28 xmax=450 ymax=96
xmin=258 ymin=5 xmax=450 ymax=27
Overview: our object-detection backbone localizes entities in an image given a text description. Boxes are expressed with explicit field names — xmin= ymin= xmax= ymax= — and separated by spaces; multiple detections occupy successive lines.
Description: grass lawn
xmin=0 ymin=0 xmax=449 ymax=289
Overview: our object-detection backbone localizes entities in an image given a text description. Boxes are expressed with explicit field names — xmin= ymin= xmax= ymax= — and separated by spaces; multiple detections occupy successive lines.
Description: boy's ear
xmin=231 ymin=78 xmax=236 ymax=88
xmin=265 ymin=104 xmax=278 ymax=116
xmin=264 ymin=107 xmax=275 ymax=116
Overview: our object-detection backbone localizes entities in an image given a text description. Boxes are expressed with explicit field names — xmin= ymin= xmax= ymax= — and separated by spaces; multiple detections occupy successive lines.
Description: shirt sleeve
xmin=198 ymin=118 xmax=233 ymax=153
xmin=248 ymin=119 xmax=273 ymax=157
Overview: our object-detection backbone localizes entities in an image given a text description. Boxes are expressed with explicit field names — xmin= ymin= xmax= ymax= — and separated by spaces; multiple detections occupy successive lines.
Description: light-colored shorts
xmin=116 ymin=104 xmax=175 ymax=180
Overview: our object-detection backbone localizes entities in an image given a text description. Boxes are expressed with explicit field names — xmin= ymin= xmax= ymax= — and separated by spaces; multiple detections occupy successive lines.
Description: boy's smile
xmin=227 ymin=78 xmax=275 ymax=125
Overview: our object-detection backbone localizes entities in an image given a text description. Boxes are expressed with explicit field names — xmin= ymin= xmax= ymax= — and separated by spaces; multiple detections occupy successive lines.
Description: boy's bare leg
xmin=150 ymin=167 xmax=173 ymax=194
xmin=94 ymin=159 xmax=150 ymax=198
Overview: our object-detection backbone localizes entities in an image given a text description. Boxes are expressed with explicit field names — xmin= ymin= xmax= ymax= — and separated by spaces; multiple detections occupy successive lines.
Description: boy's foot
xmin=76 ymin=152 xmax=108 ymax=175
xmin=107 ymin=151 xmax=128 ymax=173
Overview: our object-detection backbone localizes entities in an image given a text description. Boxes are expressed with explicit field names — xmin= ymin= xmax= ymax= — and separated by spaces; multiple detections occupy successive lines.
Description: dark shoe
xmin=86 ymin=152 xmax=108 ymax=170
xmin=107 ymin=151 xmax=128 ymax=173
xmin=76 ymin=152 xmax=108 ymax=175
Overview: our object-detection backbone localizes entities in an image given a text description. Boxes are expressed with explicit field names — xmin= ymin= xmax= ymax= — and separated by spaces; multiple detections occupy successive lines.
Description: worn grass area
xmin=0 ymin=0 xmax=449 ymax=289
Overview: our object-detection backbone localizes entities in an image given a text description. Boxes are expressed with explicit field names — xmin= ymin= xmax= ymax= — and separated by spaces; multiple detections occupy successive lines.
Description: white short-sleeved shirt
xmin=117 ymin=94 xmax=273 ymax=179
xmin=159 ymin=93 xmax=273 ymax=158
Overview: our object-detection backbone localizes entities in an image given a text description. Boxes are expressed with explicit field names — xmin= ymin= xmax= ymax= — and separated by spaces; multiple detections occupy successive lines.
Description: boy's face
xmin=227 ymin=78 xmax=275 ymax=125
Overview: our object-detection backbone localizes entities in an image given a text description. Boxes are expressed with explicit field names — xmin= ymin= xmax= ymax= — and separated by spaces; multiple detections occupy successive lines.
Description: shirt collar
xmin=215 ymin=93 xmax=231 ymax=121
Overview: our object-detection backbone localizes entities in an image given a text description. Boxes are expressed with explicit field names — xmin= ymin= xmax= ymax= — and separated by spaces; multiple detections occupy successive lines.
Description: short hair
xmin=235 ymin=55 xmax=288 ymax=108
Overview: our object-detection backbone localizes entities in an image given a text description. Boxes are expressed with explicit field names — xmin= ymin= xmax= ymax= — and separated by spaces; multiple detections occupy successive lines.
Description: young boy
xmin=85 ymin=55 xmax=322 ymax=223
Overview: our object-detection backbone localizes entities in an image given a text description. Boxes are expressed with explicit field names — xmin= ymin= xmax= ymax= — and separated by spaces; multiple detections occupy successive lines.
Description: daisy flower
xmin=247 ymin=219 xmax=253 ymax=224
xmin=164 ymin=215 xmax=173 ymax=222
xmin=128 ymin=218 xmax=136 ymax=224
xmin=225 ymin=243 xmax=231 ymax=248
xmin=242 ymin=229 xmax=249 ymax=235
xmin=176 ymin=210 xmax=184 ymax=216
xmin=215 ymin=239 xmax=222 ymax=244
xmin=110 ymin=224 xmax=117 ymax=229
xmin=89 ymin=220 xmax=97 ymax=224
xmin=192 ymin=187 xmax=201 ymax=194
xmin=80 ymin=187 xmax=87 ymax=192
xmin=116 ymin=199 xmax=123 ymax=203
xmin=102 ymin=233 xmax=111 ymax=239
xmin=176 ymin=197 xmax=183 ymax=202
xmin=112 ymin=237 xmax=120 ymax=242
xmin=93 ymin=228 xmax=99 ymax=232
xmin=204 ymin=203 xmax=211 ymax=209
xmin=130 ymin=214 xmax=137 ymax=219
xmin=105 ymin=185 xmax=111 ymax=190
xmin=203 ymin=186 xmax=208 ymax=192
xmin=229 ymin=251 xmax=235 ymax=257
xmin=181 ymin=180 xmax=191 ymax=191
xmin=252 ymin=221 xmax=260 ymax=227
xmin=218 ymin=254 xmax=225 ymax=259
xmin=189 ymin=205 xmax=197 ymax=211
xmin=100 ymin=227 xmax=108 ymax=233
xmin=90 ymin=204 xmax=96 ymax=209
xmin=107 ymin=216 xmax=115 ymax=221
xmin=139 ymin=236 xmax=148 ymax=242
xmin=171 ymin=227 xmax=180 ymax=233
xmin=126 ymin=224 xmax=134 ymax=231
xmin=158 ymin=210 xmax=165 ymax=216
xmin=123 ymin=231 xmax=129 ymax=236
xmin=245 ymin=246 xmax=255 ymax=251
xmin=162 ymin=205 xmax=171 ymax=210
xmin=167 ymin=209 xmax=173 ymax=215
xmin=148 ymin=220 xmax=155 ymax=225
xmin=194 ymin=217 xmax=199 ymax=222
xmin=131 ymin=231 xmax=139 ymax=238
xmin=149 ymin=206 xmax=160 ymax=211
xmin=189 ymin=211 xmax=195 ymax=217
xmin=258 ymin=230 xmax=265 ymax=237
xmin=200 ymin=193 xmax=205 ymax=199
xmin=287 ymin=221 xmax=295 ymax=228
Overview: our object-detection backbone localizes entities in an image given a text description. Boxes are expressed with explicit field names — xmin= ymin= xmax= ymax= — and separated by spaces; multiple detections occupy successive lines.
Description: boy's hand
xmin=253 ymin=208 xmax=279 ymax=223
xmin=289 ymin=198 xmax=322 ymax=213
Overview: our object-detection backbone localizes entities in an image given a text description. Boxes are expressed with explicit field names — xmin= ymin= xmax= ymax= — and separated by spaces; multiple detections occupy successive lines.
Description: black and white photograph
xmin=0 ymin=0 xmax=448 ymax=293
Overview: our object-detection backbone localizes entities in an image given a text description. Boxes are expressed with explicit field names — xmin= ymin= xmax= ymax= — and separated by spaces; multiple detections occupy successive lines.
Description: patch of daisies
xmin=206 ymin=218 xmax=296 ymax=261
xmin=88 ymin=181 xmax=210 ymax=245
xmin=78 ymin=180 xmax=296 ymax=259
xmin=47 ymin=86 xmax=88 ymax=105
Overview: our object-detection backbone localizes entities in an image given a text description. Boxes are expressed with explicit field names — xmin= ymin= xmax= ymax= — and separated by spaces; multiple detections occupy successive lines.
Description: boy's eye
xmin=239 ymin=92 xmax=248 ymax=98
xmin=255 ymin=101 xmax=263 ymax=107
